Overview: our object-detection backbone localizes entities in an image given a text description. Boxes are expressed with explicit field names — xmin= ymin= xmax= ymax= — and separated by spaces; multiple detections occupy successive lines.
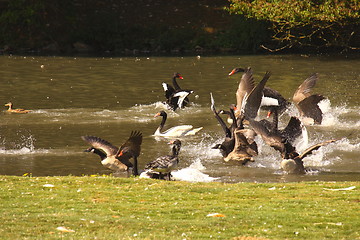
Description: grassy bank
xmin=0 ymin=176 xmax=359 ymax=239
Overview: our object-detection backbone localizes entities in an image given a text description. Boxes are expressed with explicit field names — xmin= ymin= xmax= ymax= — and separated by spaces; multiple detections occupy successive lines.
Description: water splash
xmin=171 ymin=158 xmax=219 ymax=182
xmin=0 ymin=134 xmax=37 ymax=155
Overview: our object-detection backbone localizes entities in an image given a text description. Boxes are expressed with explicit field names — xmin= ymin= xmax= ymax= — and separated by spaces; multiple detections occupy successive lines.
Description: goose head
xmin=169 ymin=139 xmax=181 ymax=155
xmin=84 ymin=147 xmax=96 ymax=153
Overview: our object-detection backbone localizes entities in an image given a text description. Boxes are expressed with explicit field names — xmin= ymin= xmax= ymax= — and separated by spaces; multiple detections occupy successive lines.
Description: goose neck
xmin=172 ymin=76 xmax=181 ymax=90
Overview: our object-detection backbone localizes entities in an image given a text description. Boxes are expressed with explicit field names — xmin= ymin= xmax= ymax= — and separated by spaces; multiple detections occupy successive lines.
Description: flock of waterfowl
xmin=5 ymin=69 xmax=339 ymax=180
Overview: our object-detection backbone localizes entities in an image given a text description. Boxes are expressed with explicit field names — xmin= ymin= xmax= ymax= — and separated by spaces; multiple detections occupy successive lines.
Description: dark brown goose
xmin=280 ymin=139 xmax=337 ymax=174
xmin=82 ymin=131 xmax=143 ymax=176
xmin=264 ymin=106 xmax=304 ymax=145
xmin=293 ymin=73 xmax=326 ymax=124
xmin=223 ymin=128 xmax=258 ymax=164
xmin=144 ymin=139 xmax=181 ymax=180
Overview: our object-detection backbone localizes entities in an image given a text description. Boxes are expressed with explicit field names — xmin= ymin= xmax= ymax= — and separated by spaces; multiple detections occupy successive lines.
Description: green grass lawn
xmin=0 ymin=176 xmax=359 ymax=239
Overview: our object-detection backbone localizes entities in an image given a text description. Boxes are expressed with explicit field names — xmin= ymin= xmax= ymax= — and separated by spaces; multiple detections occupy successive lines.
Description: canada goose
xmin=263 ymin=106 xmax=304 ymax=145
xmin=243 ymin=78 xmax=336 ymax=173
xmin=144 ymin=139 xmax=181 ymax=180
xmin=280 ymin=139 xmax=337 ymax=174
xmin=153 ymin=111 xmax=203 ymax=137
xmin=293 ymin=73 xmax=326 ymax=124
xmin=223 ymin=128 xmax=258 ymax=164
xmin=5 ymin=102 xmax=31 ymax=113
xmin=82 ymin=131 xmax=142 ymax=176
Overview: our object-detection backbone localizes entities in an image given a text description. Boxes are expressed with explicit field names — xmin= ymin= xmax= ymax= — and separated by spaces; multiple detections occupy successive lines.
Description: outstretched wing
xmin=236 ymin=67 xmax=255 ymax=112
xmin=297 ymin=94 xmax=326 ymax=124
xmin=119 ymin=130 xmax=143 ymax=158
xmin=243 ymin=71 xmax=271 ymax=119
xmin=81 ymin=136 xmax=118 ymax=156
xmin=299 ymin=139 xmax=337 ymax=160
xmin=281 ymin=117 xmax=303 ymax=144
xmin=249 ymin=119 xmax=285 ymax=154
xmin=293 ymin=73 xmax=318 ymax=104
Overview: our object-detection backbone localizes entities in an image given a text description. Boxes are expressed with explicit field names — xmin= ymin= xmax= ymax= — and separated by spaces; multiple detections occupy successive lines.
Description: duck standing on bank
xmin=143 ymin=139 xmax=182 ymax=180
xmin=5 ymin=102 xmax=31 ymax=113
xmin=82 ymin=131 xmax=143 ymax=176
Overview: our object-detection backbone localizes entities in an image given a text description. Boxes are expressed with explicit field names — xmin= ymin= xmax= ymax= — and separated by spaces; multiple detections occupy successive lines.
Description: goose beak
xmin=154 ymin=112 xmax=160 ymax=117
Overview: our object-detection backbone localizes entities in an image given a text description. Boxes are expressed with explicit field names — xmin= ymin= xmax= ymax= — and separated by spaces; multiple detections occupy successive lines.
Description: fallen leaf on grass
xmin=56 ymin=226 xmax=75 ymax=232
xmin=207 ymin=213 xmax=226 ymax=217
xmin=323 ymin=186 xmax=356 ymax=191
xmin=43 ymin=184 xmax=55 ymax=188
xmin=313 ymin=222 xmax=343 ymax=226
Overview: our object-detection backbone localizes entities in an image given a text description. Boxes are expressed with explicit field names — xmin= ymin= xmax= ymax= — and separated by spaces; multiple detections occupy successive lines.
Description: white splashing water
xmin=171 ymin=158 xmax=219 ymax=182
xmin=0 ymin=134 xmax=38 ymax=155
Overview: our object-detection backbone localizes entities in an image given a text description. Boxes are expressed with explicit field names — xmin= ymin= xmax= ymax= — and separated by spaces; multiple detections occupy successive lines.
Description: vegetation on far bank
xmin=0 ymin=175 xmax=359 ymax=239
xmin=0 ymin=0 xmax=359 ymax=55
xmin=227 ymin=0 xmax=360 ymax=52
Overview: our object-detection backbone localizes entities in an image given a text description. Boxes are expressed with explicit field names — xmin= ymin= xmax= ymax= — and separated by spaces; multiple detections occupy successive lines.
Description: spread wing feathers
xmin=280 ymin=117 xmax=303 ymax=144
xmin=236 ymin=67 xmax=255 ymax=111
xmin=81 ymin=136 xmax=118 ymax=156
xmin=293 ymin=73 xmax=319 ymax=104
xmin=299 ymin=139 xmax=337 ymax=160
xmin=298 ymin=94 xmax=326 ymax=124
xmin=119 ymin=131 xmax=143 ymax=157
xmin=242 ymin=71 xmax=271 ymax=119
xmin=173 ymin=91 xmax=192 ymax=108
xmin=249 ymin=119 xmax=285 ymax=154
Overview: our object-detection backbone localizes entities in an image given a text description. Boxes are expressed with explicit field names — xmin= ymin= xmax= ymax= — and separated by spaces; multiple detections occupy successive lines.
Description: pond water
xmin=0 ymin=54 xmax=359 ymax=182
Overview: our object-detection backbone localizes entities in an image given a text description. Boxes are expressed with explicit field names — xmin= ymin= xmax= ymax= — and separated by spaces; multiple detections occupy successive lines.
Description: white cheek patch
xmin=261 ymin=96 xmax=279 ymax=106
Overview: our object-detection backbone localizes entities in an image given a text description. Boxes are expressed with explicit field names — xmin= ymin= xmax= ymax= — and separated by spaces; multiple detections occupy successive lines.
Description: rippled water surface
xmin=0 ymin=54 xmax=359 ymax=182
